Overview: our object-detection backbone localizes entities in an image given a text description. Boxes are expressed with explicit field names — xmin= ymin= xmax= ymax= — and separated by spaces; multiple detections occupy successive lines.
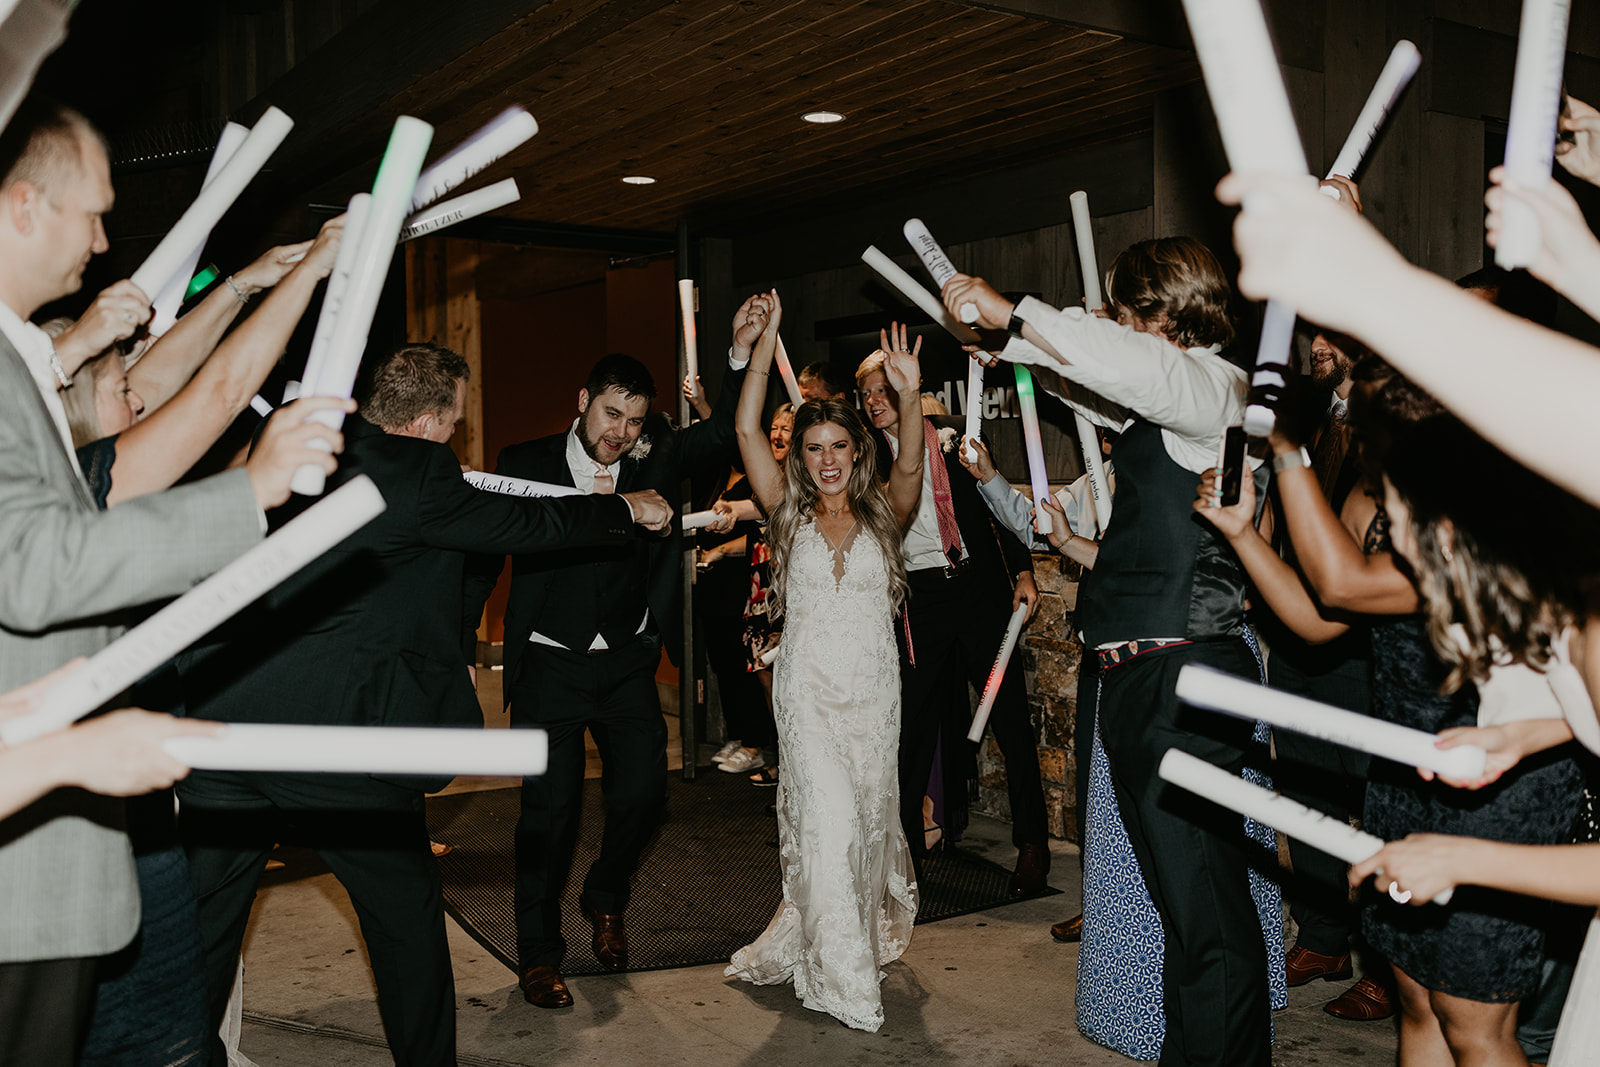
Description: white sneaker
xmin=719 ymin=749 xmax=765 ymax=773
xmin=712 ymin=740 xmax=743 ymax=764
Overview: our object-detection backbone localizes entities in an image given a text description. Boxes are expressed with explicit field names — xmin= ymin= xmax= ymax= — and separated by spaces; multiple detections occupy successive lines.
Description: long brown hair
xmin=1104 ymin=236 xmax=1234 ymax=349
xmin=766 ymin=397 xmax=908 ymax=619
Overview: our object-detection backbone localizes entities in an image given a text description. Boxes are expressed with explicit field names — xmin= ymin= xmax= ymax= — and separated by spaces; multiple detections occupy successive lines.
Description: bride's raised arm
xmin=881 ymin=323 xmax=924 ymax=527
xmin=734 ymin=291 xmax=785 ymax=513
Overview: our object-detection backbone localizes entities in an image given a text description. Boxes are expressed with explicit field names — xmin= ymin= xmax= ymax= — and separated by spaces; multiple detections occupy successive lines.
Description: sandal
xmin=749 ymin=766 xmax=779 ymax=788
xmin=924 ymin=823 xmax=944 ymax=851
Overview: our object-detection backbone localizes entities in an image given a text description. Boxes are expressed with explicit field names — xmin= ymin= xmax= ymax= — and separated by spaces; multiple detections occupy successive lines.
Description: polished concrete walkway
xmin=231 ymin=673 xmax=1400 ymax=1065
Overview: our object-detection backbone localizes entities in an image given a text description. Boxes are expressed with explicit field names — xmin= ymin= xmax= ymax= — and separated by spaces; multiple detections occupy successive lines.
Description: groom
xmin=467 ymin=346 xmax=745 ymax=1008
xmin=855 ymin=350 xmax=1047 ymax=892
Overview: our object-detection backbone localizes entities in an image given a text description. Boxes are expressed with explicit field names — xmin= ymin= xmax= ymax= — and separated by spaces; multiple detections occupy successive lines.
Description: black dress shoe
xmin=1050 ymin=914 xmax=1083 ymax=942
xmin=1009 ymin=840 xmax=1051 ymax=896
xmin=583 ymin=901 xmax=629 ymax=971
xmin=519 ymin=965 xmax=573 ymax=1009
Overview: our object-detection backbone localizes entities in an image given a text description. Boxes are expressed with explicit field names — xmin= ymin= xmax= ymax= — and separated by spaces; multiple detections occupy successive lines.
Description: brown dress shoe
xmin=1284 ymin=943 xmax=1353 ymax=986
xmin=1050 ymin=914 xmax=1083 ymax=943
xmin=584 ymin=902 xmax=629 ymax=971
xmin=1324 ymin=976 xmax=1395 ymax=1021
xmin=519 ymin=965 xmax=573 ymax=1009
xmin=1009 ymin=841 xmax=1052 ymax=897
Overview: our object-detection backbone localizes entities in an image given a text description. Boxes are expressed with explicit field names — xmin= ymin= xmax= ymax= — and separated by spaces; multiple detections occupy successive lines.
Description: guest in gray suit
xmin=0 ymin=96 xmax=346 ymax=1065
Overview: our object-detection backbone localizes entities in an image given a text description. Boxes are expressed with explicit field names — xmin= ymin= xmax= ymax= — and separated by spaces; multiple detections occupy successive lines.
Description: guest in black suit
xmin=855 ymin=351 xmax=1048 ymax=893
xmin=177 ymin=343 xmax=667 ymax=1067
xmin=466 ymin=331 xmax=748 ymax=1009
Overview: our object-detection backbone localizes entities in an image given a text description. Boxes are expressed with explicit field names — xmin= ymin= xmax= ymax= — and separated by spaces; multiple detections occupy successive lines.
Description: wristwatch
xmin=1271 ymin=446 xmax=1312 ymax=474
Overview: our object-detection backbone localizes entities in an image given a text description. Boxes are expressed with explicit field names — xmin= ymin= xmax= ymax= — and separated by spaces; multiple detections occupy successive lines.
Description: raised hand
xmin=1040 ymin=495 xmax=1073 ymax=551
xmin=1192 ymin=465 xmax=1257 ymax=540
xmin=53 ymin=280 xmax=153 ymax=376
xmin=1317 ymin=175 xmax=1363 ymax=214
xmin=682 ymin=374 xmax=711 ymax=420
xmin=880 ymin=322 xmax=921 ymax=399
xmin=1485 ymin=166 xmax=1600 ymax=309
xmin=731 ymin=293 xmax=775 ymax=358
xmin=941 ymin=274 xmax=1014 ymax=331
xmin=1556 ymin=95 xmax=1600 ymax=186
xmin=957 ymin=434 xmax=997 ymax=482
xmin=245 ymin=396 xmax=353 ymax=510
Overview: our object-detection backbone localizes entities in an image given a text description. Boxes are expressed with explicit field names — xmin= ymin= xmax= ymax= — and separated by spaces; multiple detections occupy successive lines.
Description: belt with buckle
xmin=1096 ymin=638 xmax=1191 ymax=670
xmin=911 ymin=557 xmax=973 ymax=580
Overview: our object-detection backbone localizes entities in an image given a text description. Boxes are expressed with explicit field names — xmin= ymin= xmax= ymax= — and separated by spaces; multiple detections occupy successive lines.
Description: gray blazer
xmin=0 ymin=335 xmax=263 ymax=962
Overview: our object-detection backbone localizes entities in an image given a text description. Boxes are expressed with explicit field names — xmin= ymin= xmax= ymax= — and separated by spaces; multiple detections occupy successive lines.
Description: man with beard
xmin=468 ymin=334 xmax=748 ymax=1009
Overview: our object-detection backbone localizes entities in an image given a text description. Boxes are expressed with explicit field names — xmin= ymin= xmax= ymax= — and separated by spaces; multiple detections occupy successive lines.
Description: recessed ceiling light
xmin=802 ymin=111 xmax=845 ymax=124
xmin=621 ymin=175 xmax=656 ymax=185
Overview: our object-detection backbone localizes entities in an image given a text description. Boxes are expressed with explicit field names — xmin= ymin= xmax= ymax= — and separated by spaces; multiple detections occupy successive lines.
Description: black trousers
xmin=0 ymin=955 xmax=97 ymax=1066
xmin=1074 ymin=650 xmax=1101 ymax=862
xmin=179 ymin=770 xmax=454 ymax=1067
xmin=1269 ymin=645 xmax=1372 ymax=957
xmin=898 ymin=567 xmax=1046 ymax=857
xmin=511 ymin=638 xmax=667 ymax=969
xmin=702 ymin=612 xmax=771 ymax=748
xmin=1097 ymin=639 xmax=1270 ymax=1067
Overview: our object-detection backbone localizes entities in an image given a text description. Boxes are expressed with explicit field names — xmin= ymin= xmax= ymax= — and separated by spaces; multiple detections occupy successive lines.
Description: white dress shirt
xmin=0 ymin=299 xmax=87 ymax=488
xmin=884 ymin=429 xmax=967 ymax=572
xmin=1002 ymin=296 xmax=1261 ymax=476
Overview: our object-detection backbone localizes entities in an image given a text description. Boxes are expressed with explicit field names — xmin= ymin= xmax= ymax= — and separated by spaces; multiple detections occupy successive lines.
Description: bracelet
xmin=1006 ymin=307 xmax=1027 ymax=340
xmin=223 ymin=274 xmax=251 ymax=304
xmin=1271 ymin=446 xmax=1312 ymax=474
xmin=47 ymin=347 xmax=71 ymax=387
xmin=747 ymin=368 xmax=768 ymax=376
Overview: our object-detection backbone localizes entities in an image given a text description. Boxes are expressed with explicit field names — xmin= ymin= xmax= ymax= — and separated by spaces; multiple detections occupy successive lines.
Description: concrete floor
xmin=231 ymin=671 xmax=1401 ymax=1066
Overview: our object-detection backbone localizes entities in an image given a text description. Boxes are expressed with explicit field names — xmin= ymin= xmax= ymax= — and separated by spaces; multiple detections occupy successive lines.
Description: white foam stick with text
xmin=1178 ymin=0 xmax=1310 ymax=437
xmin=681 ymin=510 xmax=718 ymax=531
xmin=292 ymin=117 xmax=433 ymax=496
xmin=903 ymin=218 xmax=978 ymax=323
xmin=1013 ymin=365 xmax=1054 ymax=536
xmin=1496 ymin=0 xmax=1572 ymax=269
xmin=130 ymin=107 xmax=295 ymax=301
xmin=294 ymin=193 xmax=372 ymax=401
xmin=0 ymin=477 xmax=387 ymax=746
xmin=679 ymin=278 xmax=699 ymax=395
xmin=1324 ymin=40 xmax=1422 ymax=185
xmin=1065 ymin=191 xmax=1114 ymax=534
xmin=1160 ymin=749 xmax=1453 ymax=903
xmin=462 ymin=470 xmax=583 ymax=498
xmin=1177 ymin=664 xmax=1489 ymax=779
xmin=773 ymin=335 xmax=804 ymax=408
xmin=862 ymin=245 xmax=989 ymax=462
xmin=398 ymin=178 xmax=519 ymax=243
xmin=166 ymin=724 xmax=548 ymax=777
xmin=148 ymin=122 xmax=249 ymax=336
xmin=968 ymin=603 xmax=1029 ymax=742
xmin=410 ymin=106 xmax=538 ymax=212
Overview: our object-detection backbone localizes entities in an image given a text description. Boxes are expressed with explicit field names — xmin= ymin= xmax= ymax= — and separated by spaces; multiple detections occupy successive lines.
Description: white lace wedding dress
xmin=725 ymin=519 xmax=919 ymax=1032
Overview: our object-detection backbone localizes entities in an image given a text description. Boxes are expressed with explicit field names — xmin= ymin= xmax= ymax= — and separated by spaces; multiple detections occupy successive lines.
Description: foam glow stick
xmin=166 ymin=724 xmax=548 ymax=777
xmin=1065 ymin=191 xmax=1114 ymax=534
xmin=967 ymin=603 xmax=1029 ymax=742
xmin=759 ymin=645 xmax=779 ymax=667
xmin=1496 ymin=0 xmax=1572 ymax=269
xmin=1178 ymin=0 xmax=1310 ymax=438
xmin=1159 ymin=748 xmax=1452 ymax=903
xmin=130 ymin=107 xmax=295 ymax=302
xmin=0 ymin=0 xmax=72 ymax=143
xmin=148 ymin=123 xmax=249 ymax=336
xmin=903 ymin=218 xmax=978 ymax=323
xmin=0 ymin=477 xmax=386 ymax=746
xmin=248 ymin=395 xmax=273 ymax=416
xmin=463 ymin=470 xmax=583 ymax=498
xmin=861 ymin=245 xmax=980 ymax=346
xmin=1013 ymin=365 xmax=1053 ymax=536
xmin=398 ymin=177 xmax=519 ymax=243
xmin=961 ymin=357 xmax=984 ymax=464
xmin=773 ymin=336 xmax=804 ymax=407
xmin=410 ymin=106 xmax=538 ymax=212
xmin=1177 ymin=664 xmax=1488 ymax=779
xmin=679 ymin=279 xmax=699 ymax=395
xmin=294 ymin=192 xmax=371 ymax=401
xmin=1325 ymin=40 xmax=1422 ymax=184
xmin=681 ymin=510 xmax=718 ymax=531
xmin=292 ymin=117 xmax=433 ymax=496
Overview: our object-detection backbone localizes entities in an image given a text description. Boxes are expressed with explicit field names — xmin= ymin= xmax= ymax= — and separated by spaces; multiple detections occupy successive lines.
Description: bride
xmin=724 ymin=292 xmax=926 ymax=1032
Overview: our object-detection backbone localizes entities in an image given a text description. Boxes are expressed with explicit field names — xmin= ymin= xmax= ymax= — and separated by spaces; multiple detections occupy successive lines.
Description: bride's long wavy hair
xmin=766 ymin=397 xmax=909 ymax=621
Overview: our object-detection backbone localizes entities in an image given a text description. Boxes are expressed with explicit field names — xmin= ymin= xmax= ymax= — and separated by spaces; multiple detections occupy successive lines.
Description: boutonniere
xmin=629 ymin=436 xmax=653 ymax=460
xmin=937 ymin=427 xmax=959 ymax=455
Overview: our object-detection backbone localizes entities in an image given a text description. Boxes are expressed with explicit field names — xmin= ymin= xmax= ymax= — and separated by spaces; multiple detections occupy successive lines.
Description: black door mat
xmin=425 ymin=771 xmax=1057 ymax=977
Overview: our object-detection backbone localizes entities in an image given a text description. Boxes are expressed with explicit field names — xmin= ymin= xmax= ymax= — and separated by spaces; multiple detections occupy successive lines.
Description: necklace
xmin=821 ymin=499 xmax=848 ymax=518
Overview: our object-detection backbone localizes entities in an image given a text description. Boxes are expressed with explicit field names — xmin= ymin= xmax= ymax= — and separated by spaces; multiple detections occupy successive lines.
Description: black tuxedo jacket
xmin=875 ymin=414 xmax=1033 ymax=581
xmin=467 ymin=365 xmax=744 ymax=700
xmin=179 ymin=416 xmax=633 ymax=792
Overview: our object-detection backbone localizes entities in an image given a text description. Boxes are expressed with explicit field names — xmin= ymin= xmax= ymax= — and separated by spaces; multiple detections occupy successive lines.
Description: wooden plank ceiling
xmin=278 ymin=0 xmax=1199 ymax=236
